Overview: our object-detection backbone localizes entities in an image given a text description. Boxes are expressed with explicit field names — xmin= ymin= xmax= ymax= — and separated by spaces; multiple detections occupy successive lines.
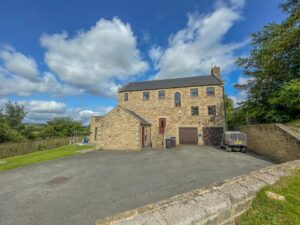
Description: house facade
xmin=90 ymin=66 xmax=226 ymax=150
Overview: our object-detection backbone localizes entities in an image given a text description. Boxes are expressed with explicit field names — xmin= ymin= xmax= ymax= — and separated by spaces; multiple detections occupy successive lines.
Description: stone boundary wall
xmin=240 ymin=124 xmax=300 ymax=163
xmin=96 ymin=160 xmax=300 ymax=225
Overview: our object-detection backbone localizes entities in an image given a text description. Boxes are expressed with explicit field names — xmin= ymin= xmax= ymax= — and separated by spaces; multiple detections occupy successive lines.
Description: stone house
xmin=90 ymin=66 xmax=226 ymax=150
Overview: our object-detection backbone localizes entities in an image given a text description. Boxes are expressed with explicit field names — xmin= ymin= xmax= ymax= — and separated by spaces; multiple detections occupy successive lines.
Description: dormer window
xmin=124 ymin=93 xmax=128 ymax=101
xmin=174 ymin=92 xmax=181 ymax=107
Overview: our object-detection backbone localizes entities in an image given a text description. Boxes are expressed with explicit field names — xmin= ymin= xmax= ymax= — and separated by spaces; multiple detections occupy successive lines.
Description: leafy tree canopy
xmin=0 ymin=102 xmax=88 ymax=143
xmin=40 ymin=117 xmax=86 ymax=138
xmin=236 ymin=0 xmax=300 ymax=123
xmin=0 ymin=102 xmax=27 ymax=142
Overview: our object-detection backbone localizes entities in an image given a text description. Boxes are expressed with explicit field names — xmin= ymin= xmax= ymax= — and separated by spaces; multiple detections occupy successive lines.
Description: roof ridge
xmin=128 ymin=75 xmax=212 ymax=84
xmin=119 ymin=75 xmax=222 ymax=92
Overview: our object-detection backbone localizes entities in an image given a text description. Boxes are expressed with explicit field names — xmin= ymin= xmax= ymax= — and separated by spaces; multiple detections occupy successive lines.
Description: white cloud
xmin=40 ymin=17 xmax=148 ymax=97
xmin=149 ymin=46 xmax=163 ymax=69
xmin=16 ymin=99 xmax=112 ymax=124
xmin=0 ymin=65 xmax=83 ymax=97
xmin=21 ymin=100 xmax=66 ymax=113
xmin=18 ymin=100 xmax=66 ymax=123
xmin=151 ymin=3 xmax=247 ymax=79
xmin=229 ymin=90 xmax=247 ymax=107
xmin=71 ymin=106 xmax=113 ymax=125
xmin=0 ymin=47 xmax=39 ymax=80
xmin=229 ymin=0 xmax=245 ymax=9
xmin=237 ymin=76 xmax=255 ymax=85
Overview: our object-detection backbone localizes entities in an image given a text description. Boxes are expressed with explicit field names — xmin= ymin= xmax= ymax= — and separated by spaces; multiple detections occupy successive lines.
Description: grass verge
xmin=285 ymin=118 xmax=300 ymax=126
xmin=237 ymin=170 xmax=300 ymax=225
xmin=0 ymin=144 xmax=94 ymax=172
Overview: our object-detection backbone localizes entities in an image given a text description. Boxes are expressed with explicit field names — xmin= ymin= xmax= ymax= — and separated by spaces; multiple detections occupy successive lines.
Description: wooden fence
xmin=0 ymin=136 xmax=85 ymax=159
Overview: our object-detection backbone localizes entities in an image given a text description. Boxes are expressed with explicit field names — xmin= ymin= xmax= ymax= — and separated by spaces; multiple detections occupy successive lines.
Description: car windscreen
xmin=229 ymin=133 xmax=245 ymax=140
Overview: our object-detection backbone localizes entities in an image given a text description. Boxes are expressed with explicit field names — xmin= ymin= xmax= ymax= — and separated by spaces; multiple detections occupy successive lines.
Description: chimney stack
xmin=211 ymin=66 xmax=221 ymax=79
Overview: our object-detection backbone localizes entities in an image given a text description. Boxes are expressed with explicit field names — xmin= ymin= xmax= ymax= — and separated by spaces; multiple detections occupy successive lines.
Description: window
xmin=159 ymin=118 xmax=166 ymax=134
xmin=191 ymin=106 xmax=199 ymax=116
xmin=174 ymin=92 xmax=181 ymax=107
xmin=208 ymin=105 xmax=216 ymax=116
xmin=190 ymin=88 xmax=198 ymax=97
xmin=143 ymin=91 xmax=150 ymax=100
xmin=124 ymin=93 xmax=128 ymax=101
xmin=206 ymin=87 xmax=215 ymax=96
xmin=158 ymin=90 xmax=165 ymax=99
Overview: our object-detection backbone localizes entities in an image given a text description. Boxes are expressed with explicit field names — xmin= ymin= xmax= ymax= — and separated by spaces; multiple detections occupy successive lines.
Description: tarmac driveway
xmin=0 ymin=146 xmax=274 ymax=225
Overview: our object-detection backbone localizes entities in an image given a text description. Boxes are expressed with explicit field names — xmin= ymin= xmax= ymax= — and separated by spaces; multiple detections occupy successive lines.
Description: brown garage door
xmin=179 ymin=128 xmax=198 ymax=145
xmin=202 ymin=127 xmax=224 ymax=145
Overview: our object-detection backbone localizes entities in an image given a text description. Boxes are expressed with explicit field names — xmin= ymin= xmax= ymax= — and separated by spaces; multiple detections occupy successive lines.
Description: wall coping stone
xmin=242 ymin=123 xmax=300 ymax=141
xmin=95 ymin=160 xmax=300 ymax=225
xmin=276 ymin=123 xmax=300 ymax=141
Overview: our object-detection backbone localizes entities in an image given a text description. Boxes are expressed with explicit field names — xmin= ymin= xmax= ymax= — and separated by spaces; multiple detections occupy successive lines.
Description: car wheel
xmin=225 ymin=146 xmax=231 ymax=152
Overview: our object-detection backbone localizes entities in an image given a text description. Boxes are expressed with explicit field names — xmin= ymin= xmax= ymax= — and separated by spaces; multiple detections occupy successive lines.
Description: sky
xmin=0 ymin=0 xmax=285 ymax=124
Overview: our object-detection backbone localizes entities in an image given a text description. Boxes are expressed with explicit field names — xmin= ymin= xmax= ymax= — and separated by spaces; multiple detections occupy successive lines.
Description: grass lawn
xmin=0 ymin=144 xmax=94 ymax=172
xmin=237 ymin=170 xmax=300 ymax=225
xmin=285 ymin=118 xmax=300 ymax=127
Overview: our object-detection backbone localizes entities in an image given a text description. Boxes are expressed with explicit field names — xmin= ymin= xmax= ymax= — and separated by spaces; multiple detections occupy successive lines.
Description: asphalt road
xmin=0 ymin=146 xmax=274 ymax=225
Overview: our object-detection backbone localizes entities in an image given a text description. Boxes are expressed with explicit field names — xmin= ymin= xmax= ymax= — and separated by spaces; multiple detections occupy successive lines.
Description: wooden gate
xmin=202 ymin=127 xmax=224 ymax=145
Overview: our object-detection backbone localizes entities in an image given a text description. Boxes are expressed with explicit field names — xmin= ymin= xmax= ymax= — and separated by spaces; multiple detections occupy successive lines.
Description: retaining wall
xmin=240 ymin=124 xmax=300 ymax=163
xmin=95 ymin=160 xmax=300 ymax=225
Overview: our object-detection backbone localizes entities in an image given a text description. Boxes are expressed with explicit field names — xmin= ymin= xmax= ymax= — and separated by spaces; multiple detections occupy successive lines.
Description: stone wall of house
xmin=118 ymin=84 xmax=225 ymax=148
xmin=240 ymin=124 xmax=300 ymax=163
xmin=96 ymin=108 xmax=141 ymax=150
xmin=89 ymin=116 xmax=103 ymax=144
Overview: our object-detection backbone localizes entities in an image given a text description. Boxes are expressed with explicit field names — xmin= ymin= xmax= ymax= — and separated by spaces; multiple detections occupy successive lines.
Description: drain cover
xmin=47 ymin=176 xmax=68 ymax=185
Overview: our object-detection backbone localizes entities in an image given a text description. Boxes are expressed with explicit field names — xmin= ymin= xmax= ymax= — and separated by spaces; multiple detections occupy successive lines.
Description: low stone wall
xmin=240 ymin=124 xmax=300 ymax=163
xmin=95 ymin=160 xmax=300 ymax=225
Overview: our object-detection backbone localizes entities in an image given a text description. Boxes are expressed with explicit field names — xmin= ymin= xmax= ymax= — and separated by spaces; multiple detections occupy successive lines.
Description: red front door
xmin=142 ymin=127 xmax=145 ymax=147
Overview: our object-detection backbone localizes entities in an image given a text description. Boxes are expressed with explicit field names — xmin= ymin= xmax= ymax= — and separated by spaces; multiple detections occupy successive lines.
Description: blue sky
xmin=0 ymin=0 xmax=285 ymax=124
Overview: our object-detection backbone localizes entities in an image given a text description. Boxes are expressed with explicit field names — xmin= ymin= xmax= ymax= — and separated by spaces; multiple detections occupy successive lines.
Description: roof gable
xmin=105 ymin=106 xmax=151 ymax=126
xmin=119 ymin=75 xmax=222 ymax=92
xmin=121 ymin=107 xmax=151 ymax=125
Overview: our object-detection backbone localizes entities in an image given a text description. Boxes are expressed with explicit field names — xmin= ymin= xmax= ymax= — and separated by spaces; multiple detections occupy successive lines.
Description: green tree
xmin=0 ymin=102 xmax=26 ymax=143
xmin=236 ymin=0 xmax=300 ymax=122
xmin=225 ymin=96 xmax=234 ymax=127
xmin=269 ymin=79 xmax=300 ymax=120
xmin=40 ymin=117 xmax=85 ymax=138
xmin=225 ymin=96 xmax=248 ymax=129
xmin=4 ymin=101 xmax=27 ymax=131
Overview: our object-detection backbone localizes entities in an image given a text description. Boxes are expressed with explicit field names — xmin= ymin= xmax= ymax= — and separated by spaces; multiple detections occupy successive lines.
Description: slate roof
xmin=121 ymin=107 xmax=151 ymax=125
xmin=119 ymin=75 xmax=223 ymax=92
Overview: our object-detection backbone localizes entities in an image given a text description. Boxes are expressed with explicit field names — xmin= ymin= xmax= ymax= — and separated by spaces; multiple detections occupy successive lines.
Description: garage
xmin=202 ymin=127 xmax=224 ymax=145
xmin=179 ymin=127 xmax=198 ymax=145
